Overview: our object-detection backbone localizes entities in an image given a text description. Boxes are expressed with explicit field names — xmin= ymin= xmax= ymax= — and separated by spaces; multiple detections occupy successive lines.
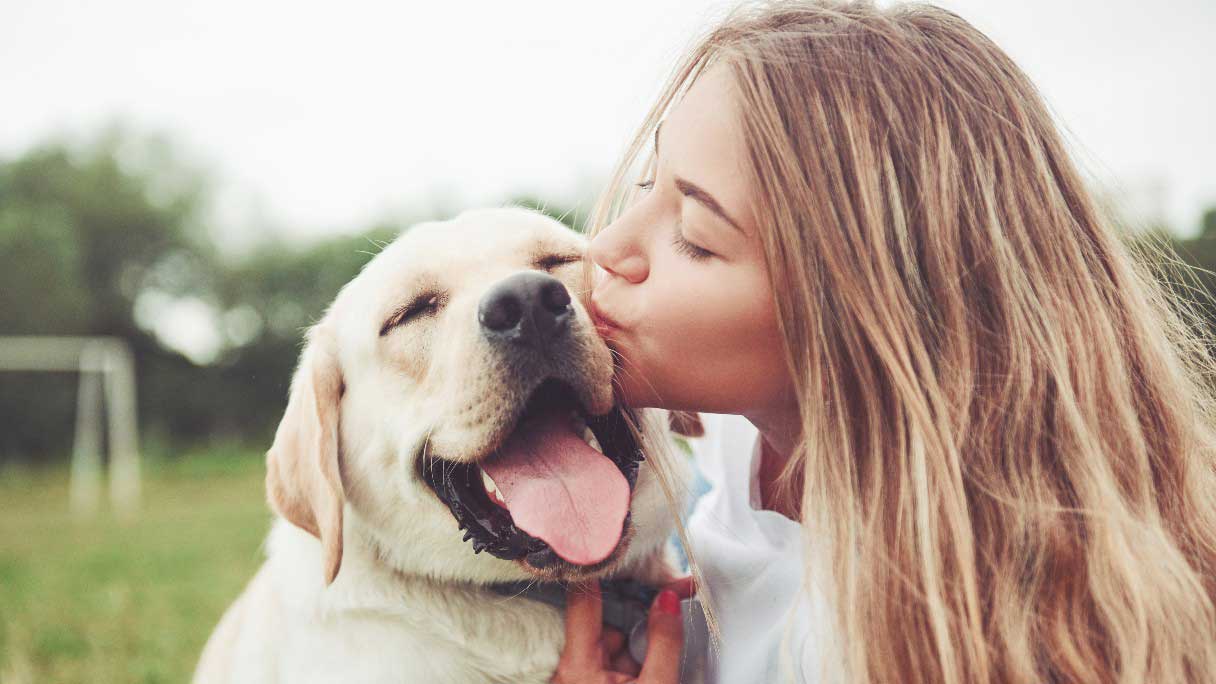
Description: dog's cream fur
xmin=193 ymin=208 xmax=684 ymax=684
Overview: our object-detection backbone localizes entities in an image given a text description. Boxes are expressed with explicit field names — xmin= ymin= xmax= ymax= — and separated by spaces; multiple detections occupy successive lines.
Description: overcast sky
xmin=2 ymin=0 xmax=1213 ymax=247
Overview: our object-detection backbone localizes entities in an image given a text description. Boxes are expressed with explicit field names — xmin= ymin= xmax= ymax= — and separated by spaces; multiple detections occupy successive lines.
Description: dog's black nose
xmin=479 ymin=271 xmax=573 ymax=347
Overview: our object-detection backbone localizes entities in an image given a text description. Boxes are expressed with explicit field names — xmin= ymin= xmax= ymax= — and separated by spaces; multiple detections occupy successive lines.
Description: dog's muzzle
xmin=420 ymin=379 xmax=645 ymax=572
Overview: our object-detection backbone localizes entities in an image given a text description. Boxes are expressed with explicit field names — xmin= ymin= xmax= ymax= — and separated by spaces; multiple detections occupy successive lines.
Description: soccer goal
xmin=0 ymin=336 xmax=141 ymax=517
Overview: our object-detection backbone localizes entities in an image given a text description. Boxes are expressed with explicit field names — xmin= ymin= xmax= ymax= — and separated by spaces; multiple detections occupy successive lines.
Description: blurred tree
xmin=0 ymin=129 xmax=212 ymax=335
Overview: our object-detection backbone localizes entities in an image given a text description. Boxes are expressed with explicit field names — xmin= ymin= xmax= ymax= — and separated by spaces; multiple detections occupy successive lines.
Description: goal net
xmin=0 ymin=336 xmax=141 ymax=517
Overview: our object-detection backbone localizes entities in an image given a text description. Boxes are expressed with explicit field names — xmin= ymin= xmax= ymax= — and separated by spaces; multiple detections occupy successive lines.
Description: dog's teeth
xmin=480 ymin=468 xmax=510 ymax=507
xmin=570 ymin=411 xmax=587 ymax=432
xmin=582 ymin=426 xmax=603 ymax=453
xmin=480 ymin=469 xmax=499 ymax=496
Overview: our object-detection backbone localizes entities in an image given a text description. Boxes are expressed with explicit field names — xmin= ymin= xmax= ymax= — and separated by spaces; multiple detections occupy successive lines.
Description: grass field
xmin=0 ymin=448 xmax=271 ymax=684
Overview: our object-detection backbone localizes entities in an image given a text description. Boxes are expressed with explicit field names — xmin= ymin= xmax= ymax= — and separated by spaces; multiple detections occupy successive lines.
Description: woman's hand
xmin=552 ymin=581 xmax=685 ymax=683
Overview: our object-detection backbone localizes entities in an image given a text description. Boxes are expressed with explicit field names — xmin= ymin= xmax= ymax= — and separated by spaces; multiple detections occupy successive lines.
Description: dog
xmin=193 ymin=207 xmax=693 ymax=683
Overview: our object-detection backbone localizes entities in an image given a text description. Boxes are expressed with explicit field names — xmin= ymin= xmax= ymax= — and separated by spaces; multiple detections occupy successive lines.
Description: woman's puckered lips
xmin=589 ymin=292 xmax=626 ymax=334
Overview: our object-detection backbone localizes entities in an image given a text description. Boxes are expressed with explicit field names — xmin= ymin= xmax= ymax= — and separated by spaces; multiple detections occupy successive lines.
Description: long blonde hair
xmin=587 ymin=1 xmax=1216 ymax=681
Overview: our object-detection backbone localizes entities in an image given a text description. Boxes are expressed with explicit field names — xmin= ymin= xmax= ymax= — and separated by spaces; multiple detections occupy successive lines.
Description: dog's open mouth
xmin=420 ymin=378 xmax=644 ymax=571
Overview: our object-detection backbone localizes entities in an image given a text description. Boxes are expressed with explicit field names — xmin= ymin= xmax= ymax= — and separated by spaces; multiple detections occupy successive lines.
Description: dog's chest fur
xmin=206 ymin=521 xmax=568 ymax=684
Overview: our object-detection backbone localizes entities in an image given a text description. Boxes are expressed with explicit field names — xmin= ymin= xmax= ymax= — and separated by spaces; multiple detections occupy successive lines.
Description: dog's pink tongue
xmin=481 ymin=407 xmax=629 ymax=566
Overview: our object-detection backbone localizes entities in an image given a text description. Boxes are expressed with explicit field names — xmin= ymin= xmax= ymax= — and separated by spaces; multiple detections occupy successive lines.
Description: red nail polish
xmin=657 ymin=589 xmax=679 ymax=615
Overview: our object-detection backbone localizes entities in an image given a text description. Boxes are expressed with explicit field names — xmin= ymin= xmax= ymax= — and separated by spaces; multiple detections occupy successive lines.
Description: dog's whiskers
xmin=486 ymin=576 xmax=546 ymax=607
xmin=605 ymin=346 xmax=666 ymax=407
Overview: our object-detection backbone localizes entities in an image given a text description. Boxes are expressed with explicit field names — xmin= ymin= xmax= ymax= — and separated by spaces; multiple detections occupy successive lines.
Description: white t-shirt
xmin=677 ymin=412 xmax=841 ymax=684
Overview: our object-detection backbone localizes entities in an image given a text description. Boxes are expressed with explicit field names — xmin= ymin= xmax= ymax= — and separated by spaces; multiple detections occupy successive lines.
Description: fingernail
xmin=657 ymin=589 xmax=679 ymax=615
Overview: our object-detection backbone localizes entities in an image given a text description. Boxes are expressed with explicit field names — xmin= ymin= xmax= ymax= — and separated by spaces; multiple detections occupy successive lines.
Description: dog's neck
xmin=344 ymin=516 xmax=657 ymax=637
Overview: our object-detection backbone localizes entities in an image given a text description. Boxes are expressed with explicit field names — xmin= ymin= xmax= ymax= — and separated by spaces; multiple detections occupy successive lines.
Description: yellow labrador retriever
xmin=193 ymin=207 xmax=687 ymax=683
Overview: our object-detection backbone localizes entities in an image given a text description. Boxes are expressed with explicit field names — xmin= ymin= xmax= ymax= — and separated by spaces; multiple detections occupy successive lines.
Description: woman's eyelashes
xmin=671 ymin=223 xmax=715 ymax=260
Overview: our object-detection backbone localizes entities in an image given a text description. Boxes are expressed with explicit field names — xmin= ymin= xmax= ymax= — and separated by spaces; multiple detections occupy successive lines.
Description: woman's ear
xmin=266 ymin=322 xmax=346 ymax=585
xmin=667 ymin=411 xmax=705 ymax=438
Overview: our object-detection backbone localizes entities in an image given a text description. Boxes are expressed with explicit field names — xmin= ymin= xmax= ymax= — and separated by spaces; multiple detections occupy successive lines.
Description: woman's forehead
xmin=661 ymin=63 xmax=758 ymax=238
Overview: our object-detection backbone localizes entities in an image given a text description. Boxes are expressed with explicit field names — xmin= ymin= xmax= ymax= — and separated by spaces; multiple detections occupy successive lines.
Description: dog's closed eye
xmin=534 ymin=253 xmax=582 ymax=271
xmin=380 ymin=292 xmax=444 ymax=336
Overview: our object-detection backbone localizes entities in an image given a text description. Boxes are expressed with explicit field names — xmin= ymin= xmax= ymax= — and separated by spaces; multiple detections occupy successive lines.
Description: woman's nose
xmin=589 ymin=222 xmax=648 ymax=284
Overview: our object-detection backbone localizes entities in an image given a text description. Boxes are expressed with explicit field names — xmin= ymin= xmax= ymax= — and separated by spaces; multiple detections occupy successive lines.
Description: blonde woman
xmin=552 ymin=1 xmax=1216 ymax=683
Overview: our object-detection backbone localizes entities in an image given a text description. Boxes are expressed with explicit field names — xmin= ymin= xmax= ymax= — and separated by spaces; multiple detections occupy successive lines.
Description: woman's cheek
xmin=613 ymin=284 xmax=703 ymax=407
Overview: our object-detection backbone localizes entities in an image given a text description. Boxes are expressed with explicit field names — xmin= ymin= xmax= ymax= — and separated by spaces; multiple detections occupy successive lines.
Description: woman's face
xmin=589 ymin=63 xmax=791 ymax=414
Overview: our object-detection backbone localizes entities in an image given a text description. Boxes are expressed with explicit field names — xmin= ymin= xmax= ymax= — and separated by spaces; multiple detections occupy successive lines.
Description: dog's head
xmin=266 ymin=207 xmax=680 ymax=586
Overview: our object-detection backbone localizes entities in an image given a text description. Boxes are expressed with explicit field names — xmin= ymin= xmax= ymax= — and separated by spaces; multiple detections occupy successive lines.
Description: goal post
xmin=0 ymin=336 xmax=141 ymax=517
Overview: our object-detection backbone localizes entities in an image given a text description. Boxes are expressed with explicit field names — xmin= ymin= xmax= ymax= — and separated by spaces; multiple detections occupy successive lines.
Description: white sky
xmin=2 ymin=0 xmax=1214 ymax=248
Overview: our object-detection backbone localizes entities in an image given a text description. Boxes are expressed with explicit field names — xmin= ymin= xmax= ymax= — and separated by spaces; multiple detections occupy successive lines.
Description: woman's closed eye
xmin=671 ymin=223 xmax=715 ymax=260
xmin=635 ymin=176 xmax=716 ymax=260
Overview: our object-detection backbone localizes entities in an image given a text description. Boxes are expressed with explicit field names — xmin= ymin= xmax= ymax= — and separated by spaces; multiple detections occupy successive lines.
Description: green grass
xmin=0 ymin=447 xmax=272 ymax=684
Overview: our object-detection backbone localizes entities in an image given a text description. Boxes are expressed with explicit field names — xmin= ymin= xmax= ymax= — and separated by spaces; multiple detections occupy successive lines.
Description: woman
xmin=555 ymin=1 xmax=1216 ymax=682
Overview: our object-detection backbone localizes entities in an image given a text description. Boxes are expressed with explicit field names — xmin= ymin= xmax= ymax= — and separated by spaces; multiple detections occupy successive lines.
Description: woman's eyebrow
xmin=655 ymin=122 xmax=747 ymax=236
xmin=674 ymin=176 xmax=747 ymax=235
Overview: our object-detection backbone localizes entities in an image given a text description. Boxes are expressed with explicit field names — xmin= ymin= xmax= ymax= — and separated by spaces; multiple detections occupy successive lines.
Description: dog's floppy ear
xmin=266 ymin=322 xmax=346 ymax=585
xmin=667 ymin=410 xmax=705 ymax=438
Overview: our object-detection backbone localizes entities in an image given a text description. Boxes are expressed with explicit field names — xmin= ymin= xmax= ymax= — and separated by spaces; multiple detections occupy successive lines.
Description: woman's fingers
xmin=610 ymin=649 xmax=642 ymax=677
xmin=638 ymin=589 xmax=684 ymax=683
xmin=554 ymin=581 xmax=683 ymax=684
xmin=601 ymin=627 xmax=626 ymax=666
xmin=558 ymin=582 xmax=603 ymax=671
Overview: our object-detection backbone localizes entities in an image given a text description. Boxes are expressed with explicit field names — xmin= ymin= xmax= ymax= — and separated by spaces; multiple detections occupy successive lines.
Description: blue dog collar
xmin=488 ymin=579 xmax=657 ymax=657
